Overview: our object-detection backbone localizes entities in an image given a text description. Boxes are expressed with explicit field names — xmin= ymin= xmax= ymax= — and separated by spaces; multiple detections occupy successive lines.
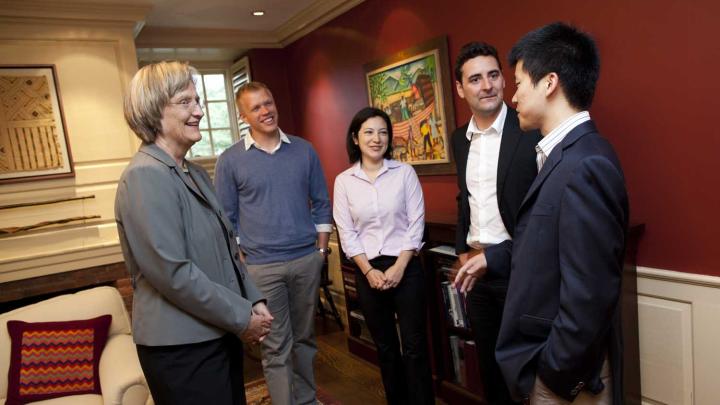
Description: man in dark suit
xmin=451 ymin=42 xmax=540 ymax=404
xmin=455 ymin=23 xmax=629 ymax=404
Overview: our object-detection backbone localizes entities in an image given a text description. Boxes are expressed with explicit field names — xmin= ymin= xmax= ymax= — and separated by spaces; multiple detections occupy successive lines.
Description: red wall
xmin=247 ymin=48 xmax=297 ymax=135
xmin=250 ymin=0 xmax=720 ymax=276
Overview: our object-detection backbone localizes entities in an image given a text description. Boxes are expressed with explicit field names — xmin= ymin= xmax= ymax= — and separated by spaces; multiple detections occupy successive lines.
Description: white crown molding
xmin=276 ymin=0 xmax=365 ymax=46
xmin=135 ymin=26 xmax=283 ymax=49
xmin=637 ymin=266 xmax=720 ymax=288
xmin=1 ymin=0 xmax=151 ymax=23
xmin=136 ymin=47 xmax=247 ymax=63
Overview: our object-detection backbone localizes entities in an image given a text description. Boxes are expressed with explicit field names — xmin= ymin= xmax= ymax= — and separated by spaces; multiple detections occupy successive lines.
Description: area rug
xmin=245 ymin=379 xmax=341 ymax=404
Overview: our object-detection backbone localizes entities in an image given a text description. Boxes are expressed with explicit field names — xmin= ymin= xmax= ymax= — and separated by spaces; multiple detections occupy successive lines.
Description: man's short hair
xmin=235 ymin=81 xmax=271 ymax=112
xmin=508 ymin=22 xmax=600 ymax=110
xmin=454 ymin=42 xmax=501 ymax=83
xmin=124 ymin=61 xmax=198 ymax=143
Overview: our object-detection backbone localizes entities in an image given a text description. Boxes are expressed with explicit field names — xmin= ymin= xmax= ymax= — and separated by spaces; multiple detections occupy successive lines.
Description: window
xmin=230 ymin=57 xmax=251 ymax=136
xmin=187 ymin=71 xmax=237 ymax=158
xmin=175 ymin=59 xmax=252 ymax=178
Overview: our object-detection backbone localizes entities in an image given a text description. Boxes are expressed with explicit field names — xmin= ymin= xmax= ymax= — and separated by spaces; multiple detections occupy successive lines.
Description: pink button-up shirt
xmin=333 ymin=159 xmax=425 ymax=260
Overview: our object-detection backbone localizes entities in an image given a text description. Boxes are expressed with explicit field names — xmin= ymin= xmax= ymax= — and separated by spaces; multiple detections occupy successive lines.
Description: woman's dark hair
xmin=346 ymin=107 xmax=394 ymax=163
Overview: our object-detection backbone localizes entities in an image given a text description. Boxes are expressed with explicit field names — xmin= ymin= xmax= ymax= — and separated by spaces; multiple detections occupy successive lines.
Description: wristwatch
xmin=317 ymin=247 xmax=332 ymax=255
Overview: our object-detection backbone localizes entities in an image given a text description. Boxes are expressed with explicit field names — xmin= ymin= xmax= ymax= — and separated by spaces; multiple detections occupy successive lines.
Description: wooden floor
xmin=243 ymin=317 xmax=446 ymax=404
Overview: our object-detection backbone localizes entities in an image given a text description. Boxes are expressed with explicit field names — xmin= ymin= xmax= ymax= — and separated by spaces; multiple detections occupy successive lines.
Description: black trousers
xmin=466 ymin=280 xmax=518 ymax=405
xmin=355 ymin=255 xmax=434 ymax=405
xmin=136 ymin=334 xmax=246 ymax=405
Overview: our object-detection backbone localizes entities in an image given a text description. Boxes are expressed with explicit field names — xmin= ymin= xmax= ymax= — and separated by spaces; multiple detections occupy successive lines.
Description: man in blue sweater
xmin=215 ymin=82 xmax=332 ymax=405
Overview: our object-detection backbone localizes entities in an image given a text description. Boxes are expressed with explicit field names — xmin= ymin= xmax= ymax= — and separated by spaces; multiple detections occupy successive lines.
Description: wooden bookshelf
xmin=424 ymin=245 xmax=486 ymax=404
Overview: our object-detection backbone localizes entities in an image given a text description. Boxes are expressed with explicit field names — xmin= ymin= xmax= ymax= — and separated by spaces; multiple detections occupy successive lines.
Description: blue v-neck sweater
xmin=214 ymin=134 xmax=331 ymax=265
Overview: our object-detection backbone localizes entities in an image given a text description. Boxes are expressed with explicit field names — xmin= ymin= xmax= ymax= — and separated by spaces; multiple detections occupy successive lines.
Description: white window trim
xmin=230 ymin=56 xmax=251 ymax=137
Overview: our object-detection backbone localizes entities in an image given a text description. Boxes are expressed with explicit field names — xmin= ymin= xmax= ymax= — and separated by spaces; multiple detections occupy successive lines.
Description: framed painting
xmin=365 ymin=36 xmax=456 ymax=175
xmin=0 ymin=65 xmax=74 ymax=184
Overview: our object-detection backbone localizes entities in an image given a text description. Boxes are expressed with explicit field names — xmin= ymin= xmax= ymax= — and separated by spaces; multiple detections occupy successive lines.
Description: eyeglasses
xmin=170 ymin=98 xmax=204 ymax=110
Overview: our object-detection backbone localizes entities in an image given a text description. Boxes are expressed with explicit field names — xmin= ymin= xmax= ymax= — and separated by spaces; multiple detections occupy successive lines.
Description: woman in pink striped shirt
xmin=333 ymin=107 xmax=434 ymax=405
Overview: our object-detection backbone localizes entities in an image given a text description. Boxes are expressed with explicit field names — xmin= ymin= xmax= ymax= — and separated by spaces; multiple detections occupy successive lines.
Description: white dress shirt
xmin=242 ymin=128 xmax=291 ymax=154
xmin=536 ymin=111 xmax=591 ymax=170
xmin=465 ymin=103 xmax=511 ymax=248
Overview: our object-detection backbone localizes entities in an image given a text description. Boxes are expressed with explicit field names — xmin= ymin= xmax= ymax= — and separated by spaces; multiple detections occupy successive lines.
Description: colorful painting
xmin=0 ymin=66 xmax=73 ymax=184
xmin=365 ymin=37 xmax=455 ymax=175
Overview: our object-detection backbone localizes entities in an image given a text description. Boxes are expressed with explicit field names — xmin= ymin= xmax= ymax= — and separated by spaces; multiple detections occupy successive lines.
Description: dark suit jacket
xmin=452 ymin=107 xmax=541 ymax=257
xmin=485 ymin=121 xmax=629 ymax=404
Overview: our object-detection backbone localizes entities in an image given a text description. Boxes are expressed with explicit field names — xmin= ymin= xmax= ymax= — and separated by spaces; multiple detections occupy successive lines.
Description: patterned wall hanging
xmin=0 ymin=65 xmax=73 ymax=184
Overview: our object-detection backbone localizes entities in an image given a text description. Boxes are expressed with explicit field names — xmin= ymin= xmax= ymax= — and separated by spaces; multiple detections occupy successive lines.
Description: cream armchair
xmin=0 ymin=286 xmax=152 ymax=405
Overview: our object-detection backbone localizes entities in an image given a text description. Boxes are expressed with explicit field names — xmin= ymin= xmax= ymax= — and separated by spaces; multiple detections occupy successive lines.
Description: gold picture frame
xmin=0 ymin=65 xmax=74 ymax=184
xmin=365 ymin=36 xmax=456 ymax=175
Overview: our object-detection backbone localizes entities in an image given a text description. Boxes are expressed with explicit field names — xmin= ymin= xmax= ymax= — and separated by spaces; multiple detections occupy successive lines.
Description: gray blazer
xmin=115 ymin=143 xmax=264 ymax=346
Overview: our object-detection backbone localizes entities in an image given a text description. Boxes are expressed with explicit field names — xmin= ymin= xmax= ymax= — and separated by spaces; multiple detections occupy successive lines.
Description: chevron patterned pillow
xmin=5 ymin=315 xmax=112 ymax=405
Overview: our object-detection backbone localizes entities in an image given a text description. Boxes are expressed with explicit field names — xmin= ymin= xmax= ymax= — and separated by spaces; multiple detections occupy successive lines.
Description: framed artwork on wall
xmin=0 ymin=65 xmax=74 ymax=184
xmin=365 ymin=36 xmax=456 ymax=175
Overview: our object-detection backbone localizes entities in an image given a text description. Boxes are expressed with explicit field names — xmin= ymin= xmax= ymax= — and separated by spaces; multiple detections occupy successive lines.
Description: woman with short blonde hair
xmin=115 ymin=61 xmax=272 ymax=405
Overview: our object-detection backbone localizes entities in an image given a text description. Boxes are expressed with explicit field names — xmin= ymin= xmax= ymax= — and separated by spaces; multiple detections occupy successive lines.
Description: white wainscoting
xmin=637 ymin=267 xmax=720 ymax=405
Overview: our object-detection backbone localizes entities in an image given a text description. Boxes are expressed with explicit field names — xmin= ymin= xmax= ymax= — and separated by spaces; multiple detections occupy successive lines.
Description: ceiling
xmin=136 ymin=0 xmax=364 ymax=62
xmin=142 ymin=0 xmax=317 ymax=30
xmin=3 ymin=0 xmax=363 ymax=62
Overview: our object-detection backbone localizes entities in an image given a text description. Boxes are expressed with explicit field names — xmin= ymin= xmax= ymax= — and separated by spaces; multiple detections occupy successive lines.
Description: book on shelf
xmin=439 ymin=266 xmax=457 ymax=282
xmin=448 ymin=336 xmax=485 ymax=393
xmin=349 ymin=310 xmax=373 ymax=345
xmin=341 ymin=268 xmax=359 ymax=299
xmin=448 ymin=284 xmax=462 ymax=327
xmin=428 ymin=244 xmax=457 ymax=257
xmin=449 ymin=286 xmax=468 ymax=328
xmin=440 ymin=281 xmax=455 ymax=326
xmin=448 ymin=335 xmax=465 ymax=384
xmin=436 ymin=254 xmax=458 ymax=270
xmin=457 ymin=339 xmax=468 ymax=386
xmin=440 ymin=280 xmax=468 ymax=328
xmin=463 ymin=340 xmax=484 ymax=396
xmin=345 ymin=289 xmax=358 ymax=300
xmin=342 ymin=272 xmax=356 ymax=285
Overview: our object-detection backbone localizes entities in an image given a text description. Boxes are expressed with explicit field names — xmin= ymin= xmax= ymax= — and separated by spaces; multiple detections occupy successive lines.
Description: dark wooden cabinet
xmin=426 ymin=249 xmax=487 ymax=403
xmin=423 ymin=218 xmax=487 ymax=404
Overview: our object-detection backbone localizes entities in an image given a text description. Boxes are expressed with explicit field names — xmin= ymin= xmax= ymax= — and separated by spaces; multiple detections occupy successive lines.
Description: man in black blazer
xmin=451 ymin=42 xmax=540 ymax=404
xmin=456 ymin=23 xmax=629 ymax=404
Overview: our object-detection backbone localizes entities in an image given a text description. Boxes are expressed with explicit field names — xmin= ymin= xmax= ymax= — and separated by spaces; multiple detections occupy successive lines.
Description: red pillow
xmin=5 ymin=315 xmax=112 ymax=405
